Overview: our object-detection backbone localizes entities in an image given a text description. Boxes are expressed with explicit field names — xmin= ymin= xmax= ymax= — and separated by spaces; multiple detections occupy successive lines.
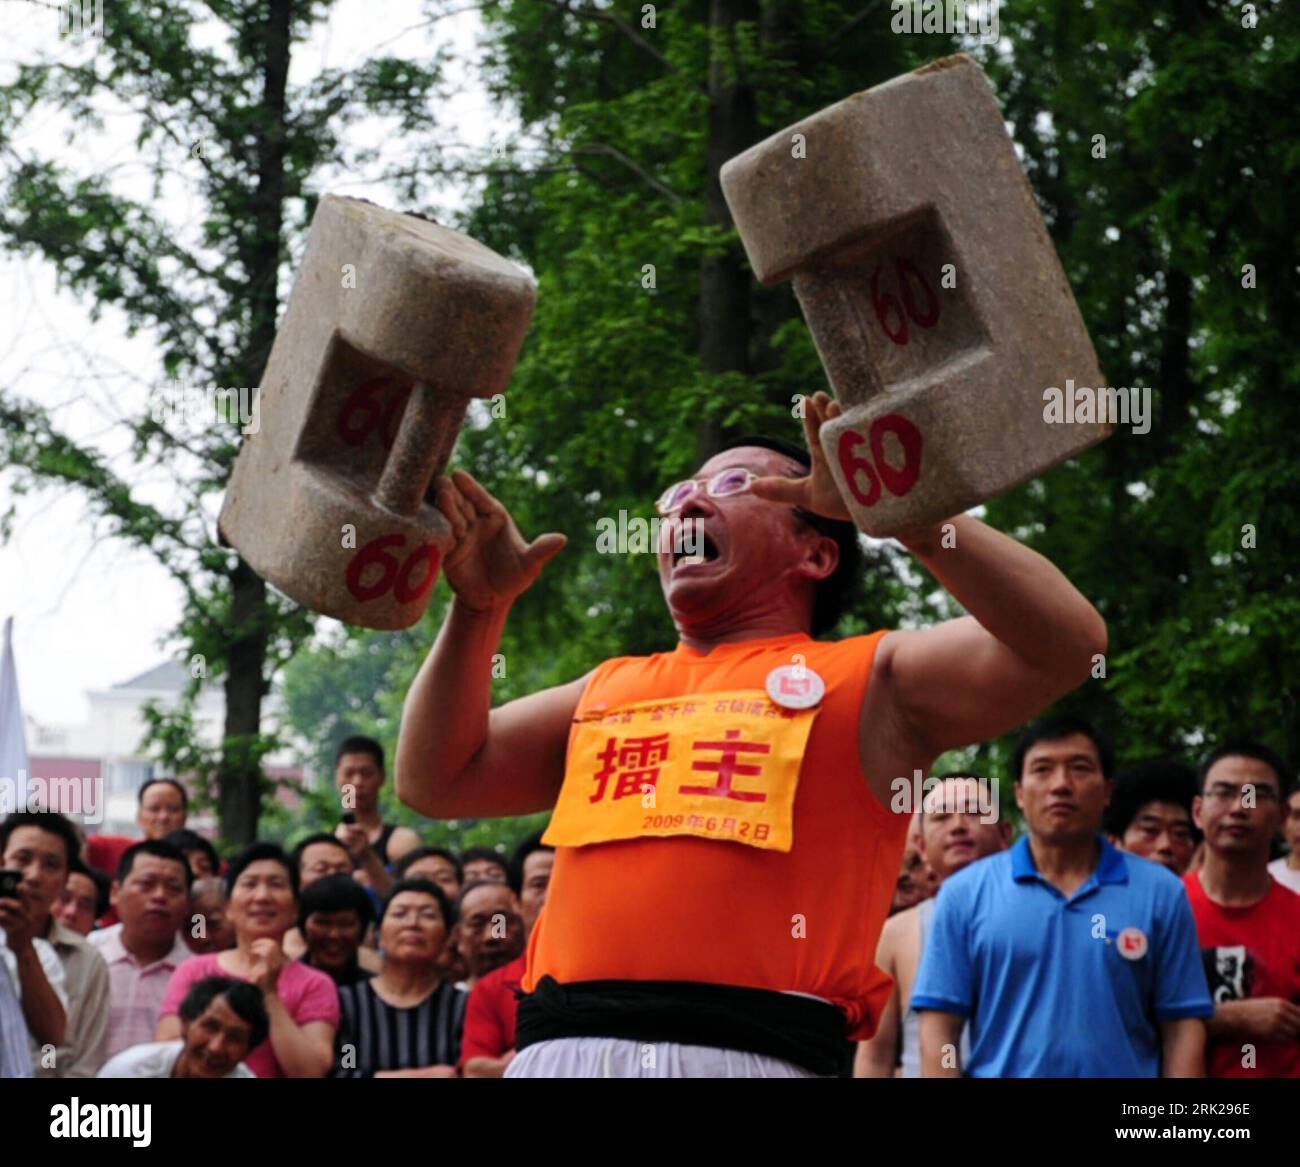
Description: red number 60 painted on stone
xmin=345 ymin=534 xmax=441 ymax=604
xmin=870 ymin=258 xmax=940 ymax=346
xmin=836 ymin=414 xmax=924 ymax=508
xmin=336 ymin=376 xmax=413 ymax=449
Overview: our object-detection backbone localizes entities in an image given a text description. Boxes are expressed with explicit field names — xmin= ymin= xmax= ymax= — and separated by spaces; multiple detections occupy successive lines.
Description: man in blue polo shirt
xmin=913 ymin=715 xmax=1212 ymax=1077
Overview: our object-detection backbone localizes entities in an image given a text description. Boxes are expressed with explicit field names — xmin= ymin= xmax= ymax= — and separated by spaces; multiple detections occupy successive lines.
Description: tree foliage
xmin=0 ymin=0 xmax=449 ymax=844
xmin=286 ymin=0 xmax=1300 ymax=822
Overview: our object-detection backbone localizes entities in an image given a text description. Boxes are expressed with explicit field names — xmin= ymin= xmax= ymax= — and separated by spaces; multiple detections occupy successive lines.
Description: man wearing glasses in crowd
xmin=1185 ymin=741 xmax=1300 ymax=1078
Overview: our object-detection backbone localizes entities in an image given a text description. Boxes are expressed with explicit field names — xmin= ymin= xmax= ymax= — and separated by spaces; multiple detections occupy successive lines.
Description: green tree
xmin=980 ymin=0 xmax=1300 ymax=770
xmin=0 ymin=0 xmax=448 ymax=843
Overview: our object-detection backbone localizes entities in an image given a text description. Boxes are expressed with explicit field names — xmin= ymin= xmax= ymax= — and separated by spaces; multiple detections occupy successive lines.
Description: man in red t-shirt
xmin=460 ymin=832 xmax=554 ymax=1077
xmin=1185 ymin=740 xmax=1300 ymax=1077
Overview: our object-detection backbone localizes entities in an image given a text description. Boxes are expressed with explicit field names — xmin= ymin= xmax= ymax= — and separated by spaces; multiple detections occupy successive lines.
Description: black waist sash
xmin=515 ymin=975 xmax=847 ymax=1076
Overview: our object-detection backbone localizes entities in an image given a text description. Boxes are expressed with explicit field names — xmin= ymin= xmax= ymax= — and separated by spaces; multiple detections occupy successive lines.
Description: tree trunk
xmin=220 ymin=561 xmax=269 ymax=845
xmin=218 ymin=0 xmax=293 ymax=845
xmin=697 ymin=0 xmax=761 ymax=461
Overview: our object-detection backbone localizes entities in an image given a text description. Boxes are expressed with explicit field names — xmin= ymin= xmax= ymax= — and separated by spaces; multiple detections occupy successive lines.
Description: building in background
xmin=26 ymin=660 xmax=305 ymax=839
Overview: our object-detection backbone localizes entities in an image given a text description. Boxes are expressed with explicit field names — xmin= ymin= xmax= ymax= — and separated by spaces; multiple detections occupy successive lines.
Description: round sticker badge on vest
xmin=765 ymin=664 xmax=826 ymax=709
xmin=1117 ymin=926 xmax=1148 ymax=961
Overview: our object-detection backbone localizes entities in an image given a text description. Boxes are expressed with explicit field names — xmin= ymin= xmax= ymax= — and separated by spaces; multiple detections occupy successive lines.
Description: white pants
xmin=505 ymin=1036 xmax=817 ymax=1078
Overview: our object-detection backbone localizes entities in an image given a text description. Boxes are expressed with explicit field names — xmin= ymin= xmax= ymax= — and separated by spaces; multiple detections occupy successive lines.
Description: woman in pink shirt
xmin=157 ymin=843 xmax=338 ymax=1077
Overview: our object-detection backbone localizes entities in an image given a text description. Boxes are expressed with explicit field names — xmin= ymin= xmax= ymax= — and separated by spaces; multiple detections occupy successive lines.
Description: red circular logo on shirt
xmin=1118 ymin=926 xmax=1149 ymax=961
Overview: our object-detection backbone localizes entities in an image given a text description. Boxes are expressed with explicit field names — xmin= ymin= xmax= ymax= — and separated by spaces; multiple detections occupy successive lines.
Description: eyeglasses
xmin=1203 ymin=783 xmax=1278 ymax=805
xmin=655 ymin=468 xmax=757 ymax=516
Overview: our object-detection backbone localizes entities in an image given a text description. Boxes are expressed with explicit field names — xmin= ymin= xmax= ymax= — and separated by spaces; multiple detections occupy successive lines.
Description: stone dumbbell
xmin=218 ymin=195 xmax=536 ymax=628
xmin=721 ymin=54 xmax=1111 ymax=537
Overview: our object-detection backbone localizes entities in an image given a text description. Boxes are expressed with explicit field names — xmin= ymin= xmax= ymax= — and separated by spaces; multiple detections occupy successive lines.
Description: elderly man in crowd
xmin=454 ymin=879 xmax=525 ymax=991
xmin=461 ymin=832 xmax=554 ymax=1078
xmin=857 ymin=773 xmax=1010 ymax=1077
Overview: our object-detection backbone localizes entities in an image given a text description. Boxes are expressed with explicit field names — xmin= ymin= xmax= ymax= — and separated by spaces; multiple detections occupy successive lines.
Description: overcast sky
xmin=0 ymin=0 xmax=504 ymax=726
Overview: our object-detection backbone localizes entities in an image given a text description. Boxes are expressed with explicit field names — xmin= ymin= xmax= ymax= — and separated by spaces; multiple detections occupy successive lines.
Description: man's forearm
xmin=1206 ymin=1003 xmax=1241 ymax=1040
xmin=1161 ymin=1018 xmax=1206 ymax=1077
xmin=359 ymin=849 xmax=394 ymax=896
xmin=901 ymin=515 xmax=1106 ymax=670
xmin=1206 ymin=1000 xmax=1276 ymax=1041
xmin=15 ymin=946 xmax=66 ymax=1046
xmin=462 ymin=1054 xmax=511 ymax=1078
xmin=919 ymin=1010 xmax=964 ymax=1077
xmin=396 ymin=598 xmax=511 ymax=814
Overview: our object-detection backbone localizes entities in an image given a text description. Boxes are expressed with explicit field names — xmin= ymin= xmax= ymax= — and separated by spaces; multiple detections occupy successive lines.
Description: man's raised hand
xmin=434 ymin=470 xmax=566 ymax=614
xmin=748 ymin=391 xmax=852 ymax=521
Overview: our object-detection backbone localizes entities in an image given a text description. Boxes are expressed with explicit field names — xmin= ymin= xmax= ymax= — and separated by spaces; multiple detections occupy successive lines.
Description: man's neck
xmin=675 ymin=615 xmax=809 ymax=654
xmin=1288 ymin=851 xmax=1300 ymax=872
xmin=1028 ymin=833 xmax=1099 ymax=895
xmin=1197 ymin=849 xmax=1273 ymax=906
xmin=354 ymin=806 xmax=383 ymax=831
xmin=122 ymin=928 xmax=176 ymax=966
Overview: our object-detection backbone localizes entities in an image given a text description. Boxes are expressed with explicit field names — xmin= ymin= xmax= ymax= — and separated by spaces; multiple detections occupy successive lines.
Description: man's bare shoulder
xmin=878 ymin=904 xmax=921 ymax=963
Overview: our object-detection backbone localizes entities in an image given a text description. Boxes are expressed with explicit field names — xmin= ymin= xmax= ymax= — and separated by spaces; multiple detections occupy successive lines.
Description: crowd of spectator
xmin=1 ymin=723 xmax=1296 ymax=1078
xmin=0 ymin=735 xmax=552 ymax=1078
xmin=870 ymin=717 xmax=1300 ymax=1078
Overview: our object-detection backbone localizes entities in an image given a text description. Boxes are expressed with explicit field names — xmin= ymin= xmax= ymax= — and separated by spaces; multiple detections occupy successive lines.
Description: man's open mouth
xmin=672 ymin=531 xmax=721 ymax=570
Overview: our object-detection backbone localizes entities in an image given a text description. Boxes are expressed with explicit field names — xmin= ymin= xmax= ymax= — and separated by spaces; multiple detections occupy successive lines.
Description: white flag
xmin=0 ymin=617 xmax=30 ymax=786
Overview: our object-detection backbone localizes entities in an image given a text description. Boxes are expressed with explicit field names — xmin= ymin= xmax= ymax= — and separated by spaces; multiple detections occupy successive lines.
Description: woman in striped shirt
xmin=336 ymin=878 xmax=466 ymax=1077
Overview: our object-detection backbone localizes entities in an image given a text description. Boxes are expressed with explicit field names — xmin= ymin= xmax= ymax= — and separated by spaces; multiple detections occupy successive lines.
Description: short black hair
xmin=117 ymin=839 xmax=194 ymax=891
xmin=507 ymin=830 xmax=554 ymax=896
xmin=298 ymin=872 xmax=376 ymax=933
xmin=291 ymin=833 xmax=351 ymax=870
xmin=179 ymin=976 xmax=269 ymax=1051
xmin=224 ymin=842 xmax=298 ymax=900
xmin=334 ymin=735 xmax=385 ymax=772
xmin=0 ymin=811 xmax=80 ymax=869
xmin=137 ymin=777 xmax=188 ymax=810
xmin=1104 ymin=760 xmax=1198 ymax=837
xmin=715 ymin=433 xmax=862 ymax=637
xmin=1012 ymin=714 xmax=1115 ymax=782
xmin=67 ymin=857 xmax=112 ymax=918
xmin=381 ymin=877 xmax=455 ymax=929
xmin=459 ymin=846 xmax=508 ymax=877
xmin=1197 ymin=740 xmax=1295 ymax=800
xmin=163 ymin=829 xmax=220 ymax=876
xmin=394 ymin=846 xmax=462 ymax=882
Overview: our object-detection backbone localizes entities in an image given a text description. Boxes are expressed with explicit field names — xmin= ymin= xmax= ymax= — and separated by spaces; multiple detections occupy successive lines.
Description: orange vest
xmin=525 ymin=630 xmax=907 ymax=1040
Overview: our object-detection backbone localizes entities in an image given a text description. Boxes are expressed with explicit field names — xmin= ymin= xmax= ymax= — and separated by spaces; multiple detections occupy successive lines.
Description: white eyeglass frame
xmin=655 ymin=468 xmax=758 ymax=515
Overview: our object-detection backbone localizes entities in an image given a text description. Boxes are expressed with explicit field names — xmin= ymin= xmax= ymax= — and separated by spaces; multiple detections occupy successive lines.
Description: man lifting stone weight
xmin=395 ymin=391 xmax=1107 ymax=1078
